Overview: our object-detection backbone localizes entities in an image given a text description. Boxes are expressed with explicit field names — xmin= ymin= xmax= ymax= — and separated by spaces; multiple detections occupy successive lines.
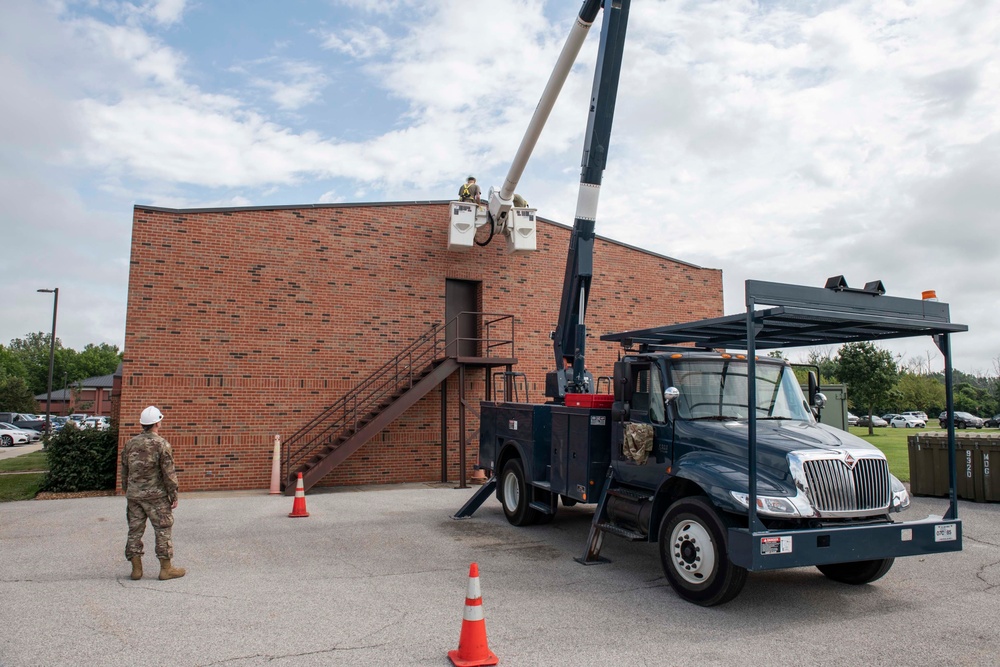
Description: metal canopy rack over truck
xmin=602 ymin=278 xmax=967 ymax=574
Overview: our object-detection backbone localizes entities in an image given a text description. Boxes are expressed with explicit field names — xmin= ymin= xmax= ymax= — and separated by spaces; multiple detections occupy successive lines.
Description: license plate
xmin=934 ymin=523 xmax=957 ymax=542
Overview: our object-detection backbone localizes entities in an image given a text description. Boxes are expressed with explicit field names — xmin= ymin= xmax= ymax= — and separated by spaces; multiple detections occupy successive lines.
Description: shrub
xmin=43 ymin=426 xmax=117 ymax=492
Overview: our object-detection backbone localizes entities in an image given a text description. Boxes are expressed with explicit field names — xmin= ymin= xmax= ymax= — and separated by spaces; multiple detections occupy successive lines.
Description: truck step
xmin=597 ymin=522 xmax=646 ymax=541
xmin=606 ymin=487 xmax=652 ymax=502
xmin=529 ymin=501 xmax=556 ymax=515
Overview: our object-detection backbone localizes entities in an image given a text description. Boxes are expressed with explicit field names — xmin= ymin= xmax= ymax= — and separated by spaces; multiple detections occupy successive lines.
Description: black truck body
xmin=459 ymin=280 xmax=967 ymax=605
xmin=452 ymin=1 xmax=966 ymax=606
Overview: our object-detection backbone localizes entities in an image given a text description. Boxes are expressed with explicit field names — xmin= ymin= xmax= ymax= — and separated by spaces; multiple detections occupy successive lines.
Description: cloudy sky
xmin=2 ymin=0 xmax=998 ymax=375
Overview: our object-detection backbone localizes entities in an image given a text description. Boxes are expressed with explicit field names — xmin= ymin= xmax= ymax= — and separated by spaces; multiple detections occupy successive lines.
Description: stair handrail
xmin=281 ymin=312 xmax=515 ymax=485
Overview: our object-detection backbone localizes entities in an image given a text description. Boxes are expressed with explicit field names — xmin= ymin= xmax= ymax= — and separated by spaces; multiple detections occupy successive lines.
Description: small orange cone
xmin=448 ymin=563 xmax=499 ymax=667
xmin=288 ymin=473 xmax=310 ymax=518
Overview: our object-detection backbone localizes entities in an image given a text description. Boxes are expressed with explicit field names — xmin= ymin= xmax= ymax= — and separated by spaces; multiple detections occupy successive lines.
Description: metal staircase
xmin=282 ymin=313 xmax=516 ymax=493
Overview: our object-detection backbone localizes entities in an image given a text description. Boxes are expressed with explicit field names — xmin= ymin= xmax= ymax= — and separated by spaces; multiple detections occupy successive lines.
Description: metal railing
xmin=282 ymin=312 xmax=514 ymax=486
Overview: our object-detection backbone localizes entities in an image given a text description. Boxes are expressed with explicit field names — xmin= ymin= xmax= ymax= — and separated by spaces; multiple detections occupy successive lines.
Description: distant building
xmin=117 ymin=201 xmax=723 ymax=492
xmin=35 ymin=373 xmax=114 ymax=416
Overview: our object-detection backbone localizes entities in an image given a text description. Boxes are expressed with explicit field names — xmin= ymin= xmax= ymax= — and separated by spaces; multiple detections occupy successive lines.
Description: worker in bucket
xmin=121 ymin=406 xmax=186 ymax=581
xmin=458 ymin=175 xmax=481 ymax=204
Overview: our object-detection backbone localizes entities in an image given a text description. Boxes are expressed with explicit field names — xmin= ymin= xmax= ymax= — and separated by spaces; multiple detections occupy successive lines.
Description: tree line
xmin=0 ymin=332 xmax=123 ymax=412
xmin=788 ymin=341 xmax=1000 ymax=425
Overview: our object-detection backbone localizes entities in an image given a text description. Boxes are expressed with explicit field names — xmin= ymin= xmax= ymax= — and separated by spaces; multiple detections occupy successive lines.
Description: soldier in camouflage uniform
xmin=121 ymin=406 xmax=186 ymax=580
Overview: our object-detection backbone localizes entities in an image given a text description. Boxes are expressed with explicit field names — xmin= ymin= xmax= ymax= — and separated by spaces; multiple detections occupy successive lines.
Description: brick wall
xmin=118 ymin=202 xmax=722 ymax=491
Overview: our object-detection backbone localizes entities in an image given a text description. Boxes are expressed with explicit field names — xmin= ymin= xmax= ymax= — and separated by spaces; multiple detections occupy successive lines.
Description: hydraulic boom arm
xmin=547 ymin=0 xmax=631 ymax=399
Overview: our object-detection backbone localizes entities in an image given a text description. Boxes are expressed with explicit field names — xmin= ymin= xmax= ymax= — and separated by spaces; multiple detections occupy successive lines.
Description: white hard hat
xmin=140 ymin=406 xmax=164 ymax=426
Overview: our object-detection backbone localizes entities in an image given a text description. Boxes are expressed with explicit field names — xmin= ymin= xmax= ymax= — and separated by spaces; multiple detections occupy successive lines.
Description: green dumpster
xmin=974 ymin=436 xmax=999 ymax=502
xmin=907 ymin=434 xmax=978 ymax=500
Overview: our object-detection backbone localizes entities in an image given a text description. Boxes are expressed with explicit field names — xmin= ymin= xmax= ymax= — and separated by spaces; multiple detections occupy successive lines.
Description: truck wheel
xmin=659 ymin=497 xmax=747 ymax=606
xmin=817 ymin=558 xmax=894 ymax=585
xmin=500 ymin=459 xmax=539 ymax=527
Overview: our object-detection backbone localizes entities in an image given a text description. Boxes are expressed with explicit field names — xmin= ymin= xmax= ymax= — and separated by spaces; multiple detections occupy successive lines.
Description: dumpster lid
xmin=603 ymin=279 xmax=968 ymax=350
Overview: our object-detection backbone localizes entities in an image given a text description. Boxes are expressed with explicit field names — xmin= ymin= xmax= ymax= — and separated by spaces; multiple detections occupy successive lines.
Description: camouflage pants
xmin=125 ymin=498 xmax=174 ymax=560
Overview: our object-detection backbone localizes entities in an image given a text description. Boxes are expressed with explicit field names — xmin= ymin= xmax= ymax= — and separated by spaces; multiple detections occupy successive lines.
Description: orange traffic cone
xmin=288 ymin=473 xmax=309 ymax=518
xmin=448 ymin=563 xmax=499 ymax=667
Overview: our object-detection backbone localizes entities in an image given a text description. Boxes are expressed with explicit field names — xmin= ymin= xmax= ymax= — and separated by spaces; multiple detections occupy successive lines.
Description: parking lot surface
xmin=2 ymin=485 xmax=999 ymax=666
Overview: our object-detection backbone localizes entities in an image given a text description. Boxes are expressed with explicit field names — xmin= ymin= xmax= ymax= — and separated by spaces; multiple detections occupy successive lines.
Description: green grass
xmin=847 ymin=425 xmax=953 ymax=483
xmin=0 ymin=450 xmax=50 ymax=502
xmin=0 ymin=450 xmax=49 ymax=473
xmin=0 ymin=472 xmax=46 ymax=502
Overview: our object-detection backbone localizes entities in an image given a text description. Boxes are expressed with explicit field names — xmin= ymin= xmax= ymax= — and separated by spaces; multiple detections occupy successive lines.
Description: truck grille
xmin=802 ymin=458 xmax=891 ymax=514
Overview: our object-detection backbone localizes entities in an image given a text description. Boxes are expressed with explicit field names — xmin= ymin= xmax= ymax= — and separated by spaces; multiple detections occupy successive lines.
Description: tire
xmin=905 ymin=423 xmax=911 ymax=428
xmin=500 ymin=459 xmax=540 ymax=526
xmin=817 ymin=558 xmax=894 ymax=585
xmin=0 ymin=434 xmax=11 ymax=447
xmin=659 ymin=497 xmax=747 ymax=606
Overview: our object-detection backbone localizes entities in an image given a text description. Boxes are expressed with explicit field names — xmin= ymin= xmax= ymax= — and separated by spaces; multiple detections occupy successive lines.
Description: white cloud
xmin=320 ymin=25 xmax=391 ymax=59
xmin=2 ymin=0 xmax=999 ymax=373
xmin=243 ymin=59 xmax=330 ymax=110
xmin=147 ymin=0 xmax=187 ymax=26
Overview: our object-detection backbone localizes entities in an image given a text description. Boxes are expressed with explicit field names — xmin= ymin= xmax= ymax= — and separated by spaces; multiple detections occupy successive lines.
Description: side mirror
xmin=812 ymin=392 xmax=827 ymax=408
xmin=664 ymin=387 xmax=680 ymax=403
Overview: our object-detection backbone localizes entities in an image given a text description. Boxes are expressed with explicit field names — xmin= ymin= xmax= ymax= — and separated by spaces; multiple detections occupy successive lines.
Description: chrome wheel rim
xmin=670 ymin=519 xmax=717 ymax=585
xmin=503 ymin=471 xmax=520 ymax=513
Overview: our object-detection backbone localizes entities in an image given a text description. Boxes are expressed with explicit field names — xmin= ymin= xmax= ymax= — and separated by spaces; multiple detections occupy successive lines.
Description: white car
xmin=0 ymin=422 xmax=40 ymax=442
xmin=847 ymin=412 xmax=859 ymax=426
xmin=902 ymin=411 xmax=928 ymax=421
xmin=890 ymin=415 xmax=926 ymax=428
xmin=0 ymin=423 xmax=30 ymax=447
xmin=83 ymin=416 xmax=110 ymax=431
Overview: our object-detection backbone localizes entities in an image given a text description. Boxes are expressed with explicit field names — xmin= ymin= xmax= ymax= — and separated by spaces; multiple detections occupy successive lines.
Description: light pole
xmin=37 ymin=288 xmax=59 ymax=432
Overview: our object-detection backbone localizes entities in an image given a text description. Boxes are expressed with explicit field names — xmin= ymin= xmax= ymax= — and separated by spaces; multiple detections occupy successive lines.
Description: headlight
xmin=890 ymin=475 xmax=910 ymax=512
xmin=730 ymin=491 xmax=801 ymax=517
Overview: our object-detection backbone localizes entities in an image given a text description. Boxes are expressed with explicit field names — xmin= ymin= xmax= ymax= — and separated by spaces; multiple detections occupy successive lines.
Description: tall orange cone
xmin=448 ymin=563 xmax=499 ymax=667
xmin=288 ymin=472 xmax=310 ymax=518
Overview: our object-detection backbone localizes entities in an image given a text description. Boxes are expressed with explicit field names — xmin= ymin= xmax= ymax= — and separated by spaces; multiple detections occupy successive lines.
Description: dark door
xmin=446 ymin=279 xmax=478 ymax=357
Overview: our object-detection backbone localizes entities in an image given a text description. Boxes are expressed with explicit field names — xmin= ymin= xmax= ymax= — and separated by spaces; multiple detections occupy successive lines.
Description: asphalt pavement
xmin=1 ymin=484 xmax=998 ymax=666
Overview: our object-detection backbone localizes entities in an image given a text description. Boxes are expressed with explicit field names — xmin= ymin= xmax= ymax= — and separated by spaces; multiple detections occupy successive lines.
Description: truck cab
xmin=612 ymin=352 xmax=908 ymax=526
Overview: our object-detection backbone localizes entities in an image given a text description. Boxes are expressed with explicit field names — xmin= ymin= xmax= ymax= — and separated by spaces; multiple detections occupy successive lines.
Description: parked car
xmin=858 ymin=415 xmax=888 ymax=428
xmin=902 ymin=411 xmax=928 ymax=421
xmin=847 ymin=412 xmax=859 ymax=426
xmin=0 ymin=422 xmax=42 ymax=442
xmin=0 ymin=423 xmax=30 ymax=447
xmin=0 ymin=412 xmax=46 ymax=432
xmin=881 ymin=413 xmax=901 ymax=424
xmin=890 ymin=415 xmax=926 ymax=428
xmin=68 ymin=413 xmax=89 ymax=424
xmin=938 ymin=411 xmax=984 ymax=429
xmin=985 ymin=415 xmax=1000 ymax=428
xmin=83 ymin=416 xmax=110 ymax=431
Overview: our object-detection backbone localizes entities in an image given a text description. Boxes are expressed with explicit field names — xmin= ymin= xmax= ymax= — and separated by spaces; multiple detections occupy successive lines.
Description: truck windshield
xmin=670 ymin=360 xmax=814 ymax=422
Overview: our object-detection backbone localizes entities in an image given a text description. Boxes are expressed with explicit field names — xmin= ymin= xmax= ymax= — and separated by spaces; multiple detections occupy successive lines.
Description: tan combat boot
xmin=158 ymin=558 xmax=186 ymax=580
xmin=130 ymin=556 xmax=143 ymax=580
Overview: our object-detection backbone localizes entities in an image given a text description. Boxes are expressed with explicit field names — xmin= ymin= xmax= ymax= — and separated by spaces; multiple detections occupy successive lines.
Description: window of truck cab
xmin=669 ymin=359 xmax=814 ymax=422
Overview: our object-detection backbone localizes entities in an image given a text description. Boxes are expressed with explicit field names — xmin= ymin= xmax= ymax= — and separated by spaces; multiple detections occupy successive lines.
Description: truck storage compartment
xmin=550 ymin=406 xmax=611 ymax=503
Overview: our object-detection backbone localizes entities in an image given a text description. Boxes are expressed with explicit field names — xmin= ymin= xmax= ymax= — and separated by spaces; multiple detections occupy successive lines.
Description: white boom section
xmin=449 ymin=9 xmax=598 ymax=254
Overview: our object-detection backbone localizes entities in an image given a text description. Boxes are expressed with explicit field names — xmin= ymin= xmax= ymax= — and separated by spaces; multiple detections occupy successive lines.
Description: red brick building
xmin=117 ymin=201 xmax=722 ymax=492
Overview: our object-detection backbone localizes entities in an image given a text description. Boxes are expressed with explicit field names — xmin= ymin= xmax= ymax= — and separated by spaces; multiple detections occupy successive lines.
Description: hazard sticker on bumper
xmin=760 ymin=535 xmax=792 ymax=555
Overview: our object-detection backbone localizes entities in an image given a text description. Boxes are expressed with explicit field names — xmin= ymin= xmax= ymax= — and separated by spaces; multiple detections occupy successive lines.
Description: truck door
xmin=612 ymin=362 xmax=672 ymax=487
